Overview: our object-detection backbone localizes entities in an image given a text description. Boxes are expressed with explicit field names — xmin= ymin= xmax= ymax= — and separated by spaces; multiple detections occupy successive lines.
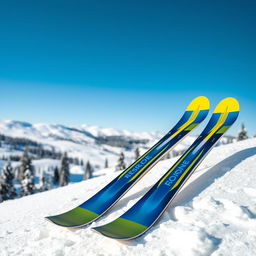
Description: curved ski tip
xmin=45 ymin=215 xmax=86 ymax=228
xmin=92 ymin=217 xmax=148 ymax=240
xmin=91 ymin=226 xmax=130 ymax=240
xmin=186 ymin=96 xmax=210 ymax=111
xmin=214 ymin=97 xmax=240 ymax=113
xmin=45 ymin=215 xmax=74 ymax=227
xmin=45 ymin=214 xmax=87 ymax=228
xmin=45 ymin=207 xmax=99 ymax=227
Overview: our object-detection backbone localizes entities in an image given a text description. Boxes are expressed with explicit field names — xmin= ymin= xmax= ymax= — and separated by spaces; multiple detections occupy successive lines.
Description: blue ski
xmin=93 ymin=97 xmax=239 ymax=239
xmin=46 ymin=96 xmax=209 ymax=227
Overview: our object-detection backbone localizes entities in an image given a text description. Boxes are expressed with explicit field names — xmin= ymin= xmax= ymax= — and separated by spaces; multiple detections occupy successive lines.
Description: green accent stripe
xmin=217 ymin=125 xmax=230 ymax=134
xmin=46 ymin=207 xmax=99 ymax=227
xmin=185 ymin=123 xmax=198 ymax=131
xmin=204 ymin=108 xmax=228 ymax=141
xmin=94 ymin=218 xmax=147 ymax=239
xmin=171 ymin=108 xmax=200 ymax=138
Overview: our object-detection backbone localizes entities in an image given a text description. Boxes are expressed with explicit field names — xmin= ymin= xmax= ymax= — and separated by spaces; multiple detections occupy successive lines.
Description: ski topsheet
xmin=93 ymin=97 xmax=239 ymax=239
xmin=46 ymin=96 xmax=210 ymax=227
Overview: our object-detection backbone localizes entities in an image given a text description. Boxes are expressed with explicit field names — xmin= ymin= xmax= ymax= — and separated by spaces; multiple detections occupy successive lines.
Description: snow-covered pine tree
xmin=115 ymin=152 xmax=126 ymax=171
xmin=59 ymin=152 xmax=70 ymax=186
xmin=238 ymin=123 xmax=248 ymax=141
xmin=39 ymin=170 xmax=48 ymax=192
xmin=53 ymin=166 xmax=60 ymax=186
xmin=84 ymin=160 xmax=93 ymax=180
xmin=19 ymin=148 xmax=33 ymax=180
xmin=104 ymin=158 xmax=109 ymax=168
xmin=46 ymin=167 xmax=53 ymax=190
xmin=74 ymin=157 xmax=79 ymax=165
xmin=21 ymin=167 xmax=35 ymax=196
xmin=20 ymin=148 xmax=35 ymax=196
xmin=45 ymin=166 xmax=54 ymax=190
xmin=134 ymin=147 xmax=140 ymax=160
xmin=0 ymin=161 xmax=16 ymax=201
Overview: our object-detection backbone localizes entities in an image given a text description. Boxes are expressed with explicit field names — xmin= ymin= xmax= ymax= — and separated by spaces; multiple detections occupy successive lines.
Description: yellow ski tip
xmin=186 ymin=96 xmax=210 ymax=111
xmin=214 ymin=97 xmax=240 ymax=113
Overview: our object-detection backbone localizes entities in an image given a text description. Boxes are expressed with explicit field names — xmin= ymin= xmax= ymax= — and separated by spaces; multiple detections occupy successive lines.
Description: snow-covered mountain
xmin=0 ymin=138 xmax=255 ymax=255
xmin=0 ymin=120 xmax=160 ymax=142
xmin=0 ymin=120 xmax=200 ymax=169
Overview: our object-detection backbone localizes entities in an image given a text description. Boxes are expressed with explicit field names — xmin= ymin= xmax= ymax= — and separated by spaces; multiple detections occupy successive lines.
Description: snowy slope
xmin=0 ymin=120 xmax=164 ymax=169
xmin=1 ymin=139 xmax=255 ymax=256
xmin=0 ymin=120 xmax=234 ymax=170
xmin=0 ymin=120 xmax=161 ymax=142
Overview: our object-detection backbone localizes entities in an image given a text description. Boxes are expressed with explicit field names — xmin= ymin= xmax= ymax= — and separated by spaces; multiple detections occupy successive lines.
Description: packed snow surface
xmin=1 ymin=139 xmax=256 ymax=256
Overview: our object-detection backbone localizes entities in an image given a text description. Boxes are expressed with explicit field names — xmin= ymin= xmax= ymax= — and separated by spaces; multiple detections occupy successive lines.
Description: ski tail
xmin=92 ymin=97 xmax=239 ymax=239
xmin=46 ymin=96 xmax=210 ymax=228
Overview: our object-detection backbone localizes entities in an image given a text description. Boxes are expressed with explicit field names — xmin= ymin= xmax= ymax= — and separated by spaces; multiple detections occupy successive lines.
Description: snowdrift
xmin=1 ymin=138 xmax=256 ymax=256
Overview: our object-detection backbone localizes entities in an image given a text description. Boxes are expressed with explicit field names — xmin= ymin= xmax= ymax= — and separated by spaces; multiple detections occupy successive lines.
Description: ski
xmin=46 ymin=96 xmax=209 ymax=227
xmin=92 ymin=97 xmax=239 ymax=239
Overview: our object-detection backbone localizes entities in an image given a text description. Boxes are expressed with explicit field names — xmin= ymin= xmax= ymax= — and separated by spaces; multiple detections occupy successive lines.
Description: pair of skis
xmin=46 ymin=96 xmax=239 ymax=240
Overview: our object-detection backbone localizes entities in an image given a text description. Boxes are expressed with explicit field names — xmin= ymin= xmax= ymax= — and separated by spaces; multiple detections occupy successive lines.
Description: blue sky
xmin=0 ymin=0 xmax=255 ymax=135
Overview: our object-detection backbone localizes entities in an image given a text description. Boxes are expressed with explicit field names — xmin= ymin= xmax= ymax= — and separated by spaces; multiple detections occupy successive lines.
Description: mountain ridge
xmin=0 ymin=120 xmax=235 ymax=169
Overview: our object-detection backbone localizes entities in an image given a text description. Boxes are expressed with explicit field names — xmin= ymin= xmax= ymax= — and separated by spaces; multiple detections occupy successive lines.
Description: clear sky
xmin=0 ymin=0 xmax=255 ymax=136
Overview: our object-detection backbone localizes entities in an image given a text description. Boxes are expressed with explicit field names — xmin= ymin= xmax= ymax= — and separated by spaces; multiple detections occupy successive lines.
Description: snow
xmin=0 ymin=120 xmax=233 ymax=171
xmin=0 ymin=120 xmax=160 ymax=142
xmin=1 ymin=137 xmax=256 ymax=255
xmin=0 ymin=120 xmax=165 ymax=169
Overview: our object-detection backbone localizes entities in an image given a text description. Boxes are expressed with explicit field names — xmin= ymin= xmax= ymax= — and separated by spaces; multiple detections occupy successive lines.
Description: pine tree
xmin=53 ymin=166 xmax=60 ymax=185
xmin=59 ymin=152 xmax=70 ymax=186
xmin=39 ymin=171 xmax=48 ymax=192
xmin=104 ymin=158 xmax=109 ymax=168
xmin=134 ymin=147 xmax=140 ymax=160
xmin=20 ymin=148 xmax=35 ymax=196
xmin=47 ymin=167 xmax=53 ymax=190
xmin=74 ymin=157 xmax=79 ymax=165
xmin=0 ymin=161 xmax=16 ymax=201
xmin=19 ymin=148 xmax=33 ymax=180
xmin=238 ymin=123 xmax=248 ymax=141
xmin=21 ymin=167 xmax=35 ymax=196
xmin=116 ymin=152 xmax=126 ymax=171
xmin=84 ymin=160 xmax=93 ymax=180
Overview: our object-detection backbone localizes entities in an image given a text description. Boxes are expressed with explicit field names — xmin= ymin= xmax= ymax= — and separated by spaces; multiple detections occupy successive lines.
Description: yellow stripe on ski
xmin=128 ymin=144 xmax=170 ymax=183
xmin=157 ymin=146 xmax=195 ymax=188
xmin=171 ymin=150 xmax=204 ymax=190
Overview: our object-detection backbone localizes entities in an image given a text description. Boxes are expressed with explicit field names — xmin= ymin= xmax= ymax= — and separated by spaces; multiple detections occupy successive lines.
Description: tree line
xmin=0 ymin=148 xmax=95 ymax=202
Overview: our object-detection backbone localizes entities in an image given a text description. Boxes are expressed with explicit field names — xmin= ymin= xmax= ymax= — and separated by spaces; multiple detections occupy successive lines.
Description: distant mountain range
xmin=0 ymin=120 xmax=235 ymax=169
